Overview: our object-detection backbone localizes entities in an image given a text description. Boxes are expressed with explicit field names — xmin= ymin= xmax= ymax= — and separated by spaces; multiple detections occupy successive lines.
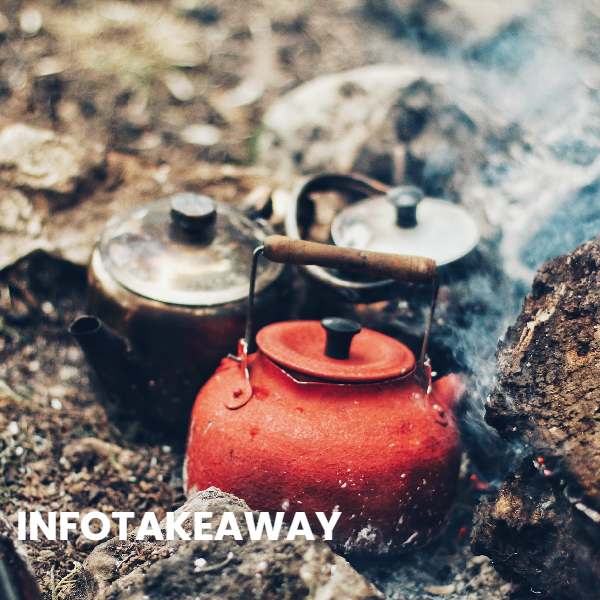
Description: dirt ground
xmin=0 ymin=0 xmax=411 ymax=165
xmin=0 ymin=1 xmax=517 ymax=598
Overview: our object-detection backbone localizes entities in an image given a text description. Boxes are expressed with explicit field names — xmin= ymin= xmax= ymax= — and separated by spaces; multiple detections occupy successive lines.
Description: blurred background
xmin=1 ymin=0 xmax=599 ymax=274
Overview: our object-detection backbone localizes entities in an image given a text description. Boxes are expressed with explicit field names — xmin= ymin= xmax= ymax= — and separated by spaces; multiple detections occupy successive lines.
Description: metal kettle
xmin=285 ymin=172 xmax=479 ymax=303
xmin=186 ymin=236 xmax=463 ymax=554
xmin=70 ymin=193 xmax=289 ymax=437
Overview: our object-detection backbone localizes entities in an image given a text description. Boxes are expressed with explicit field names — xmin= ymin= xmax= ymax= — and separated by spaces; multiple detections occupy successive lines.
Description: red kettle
xmin=185 ymin=236 xmax=463 ymax=554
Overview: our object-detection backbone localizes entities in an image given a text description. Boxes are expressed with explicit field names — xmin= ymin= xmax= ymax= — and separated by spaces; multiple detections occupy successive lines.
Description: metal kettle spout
xmin=431 ymin=373 xmax=465 ymax=412
xmin=69 ymin=315 xmax=146 ymax=412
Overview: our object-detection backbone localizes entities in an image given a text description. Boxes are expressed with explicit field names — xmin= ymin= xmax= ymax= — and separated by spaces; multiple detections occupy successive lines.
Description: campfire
xmin=0 ymin=1 xmax=598 ymax=599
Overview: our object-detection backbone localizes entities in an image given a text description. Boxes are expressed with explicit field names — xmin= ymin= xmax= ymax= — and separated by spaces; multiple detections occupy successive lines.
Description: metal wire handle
xmin=243 ymin=237 xmax=438 ymax=381
xmin=243 ymin=245 xmax=265 ymax=354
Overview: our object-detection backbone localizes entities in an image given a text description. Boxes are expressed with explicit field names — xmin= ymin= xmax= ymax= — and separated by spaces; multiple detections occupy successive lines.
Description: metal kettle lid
xmin=98 ymin=193 xmax=283 ymax=306
xmin=256 ymin=318 xmax=415 ymax=382
xmin=331 ymin=186 xmax=479 ymax=266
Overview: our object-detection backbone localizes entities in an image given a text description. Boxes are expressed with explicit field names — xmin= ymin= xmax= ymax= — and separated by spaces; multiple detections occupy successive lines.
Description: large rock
xmin=472 ymin=238 xmax=600 ymax=598
xmin=0 ymin=123 xmax=105 ymax=196
xmin=0 ymin=513 xmax=41 ymax=600
xmin=257 ymin=64 xmax=502 ymax=202
xmin=258 ymin=64 xmax=432 ymax=179
xmin=70 ymin=488 xmax=383 ymax=600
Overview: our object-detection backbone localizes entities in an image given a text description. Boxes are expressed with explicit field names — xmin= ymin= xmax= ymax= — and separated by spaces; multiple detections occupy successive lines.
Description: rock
xmin=33 ymin=56 xmax=65 ymax=78
xmin=180 ymin=123 xmax=222 ymax=146
xmin=259 ymin=65 xmax=438 ymax=182
xmin=472 ymin=238 xmax=600 ymax=599
xmin=473 ymin=461 xmax=599 ymax=599
xmin=487 ymin=237 xmax=600 ymax=503
xmin=70 ymin=487 xmax=383 ymax=600
xmin=0 ymin=187 xmax=48 ymax=270
xmin=0 ymin=512 xmax=42 ymax=600
xmin=424 ymin=583 xmax=456 ymax=595
xmin=62 ymin=437 xmax=138 ymax=472
xmin=0 ymin=11 xmax=9 ymax=37
xmin=257 ymin=64 xmax=514 ymax=204
xmin=0 ymin=124 xmax=105 ymax=197
xmin=0 ymin=188 xmax=42 ymax=235
xmin=19 ymin=7 xmax=43 ymax=36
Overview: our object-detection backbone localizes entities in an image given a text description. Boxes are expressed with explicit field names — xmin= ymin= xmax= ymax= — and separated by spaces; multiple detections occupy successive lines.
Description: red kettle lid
xmin=256 ymin=318 xmax=415 ymax=382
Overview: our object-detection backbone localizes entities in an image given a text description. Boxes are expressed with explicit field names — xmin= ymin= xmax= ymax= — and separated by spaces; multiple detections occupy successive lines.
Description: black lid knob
xmin=170 ymin=193 xmax=217 ymax=233
xmin=321 ymin=318 xmax=362 ymax=359
xmin=386 ymin=186 xmax=423 ymax=228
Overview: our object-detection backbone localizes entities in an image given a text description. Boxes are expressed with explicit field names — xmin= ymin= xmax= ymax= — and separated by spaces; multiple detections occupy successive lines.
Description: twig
xmin=53 ymin=562 xmax=82 ymax=600
xmin=50 ymin=565 xmax=56 ymax=600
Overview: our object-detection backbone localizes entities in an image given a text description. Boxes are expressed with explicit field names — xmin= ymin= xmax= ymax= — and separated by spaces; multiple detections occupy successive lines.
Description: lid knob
xmin=386 ymin=186 xmax=424 ymax=228
xmin=321 ymin=317 xmax=362 ymax=359
xmin=170 ymin=193 xmax=217 ymax=233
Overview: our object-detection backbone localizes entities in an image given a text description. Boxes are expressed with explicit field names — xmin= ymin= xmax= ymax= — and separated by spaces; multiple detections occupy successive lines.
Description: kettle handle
xmin=244 ymin=236 xmax=438 ymax=381
xmin=285 ymin=172 xmax=399 ymax=302
xmin=262 ymin=235 xmax=435 ymax=283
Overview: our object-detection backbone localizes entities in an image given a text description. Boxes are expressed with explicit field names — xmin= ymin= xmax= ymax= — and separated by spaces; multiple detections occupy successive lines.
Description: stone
xmin=0 ymin=188 xmax=40 ymax=234
xmin=259 ymin=65 xmax=440 ymax=182
xmin=69 ymin=487 xmax=383 ymax=600
xmin=0 ymin=11 xmax=9 ymax=36
xmin=0 ymin=512 xmax=41 ymax=600
xmin=19 ymin=7 xmax=43 ymax=36
xmin=163 ymin=71 xmax=195 ymax=102
xmin=256 ymin=64 xmax=513 ymax=207
xmin=0 ymin=187 xmax=48 ymax=270
xmin=472 ymin=238 xmax=600 ymax=599
xmin=180 ymin=123 xmax=222 ymax=146
xmin=0 ymin=124 xmax=105 ymax=196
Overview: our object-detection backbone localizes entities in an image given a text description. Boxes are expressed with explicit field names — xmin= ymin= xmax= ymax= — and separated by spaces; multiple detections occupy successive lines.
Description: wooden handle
xmin=263 ymin=235 xmax=436 ymax=283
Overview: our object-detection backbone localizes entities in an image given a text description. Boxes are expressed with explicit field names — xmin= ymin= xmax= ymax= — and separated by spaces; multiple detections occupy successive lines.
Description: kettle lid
xmin=256 ymin=319 xmax=415 ymax=382
xmin=98 ymin=193 xmax=283 ymax=306
xmin=331 ymin=186 xmax=479 ymax=266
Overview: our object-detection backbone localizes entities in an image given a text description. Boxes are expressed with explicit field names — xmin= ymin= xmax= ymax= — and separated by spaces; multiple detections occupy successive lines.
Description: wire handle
xmin=244 ymin=236 xmax=438 ymax=375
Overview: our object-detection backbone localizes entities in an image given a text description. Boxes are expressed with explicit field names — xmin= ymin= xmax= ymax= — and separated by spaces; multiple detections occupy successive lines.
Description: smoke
xmin=388 ymin=0 xmax=600 ymax=480
xmin=460 ymin=2 xmax=600 ymax=307
xmin=441 ymin=0 xmax=600 ymax=273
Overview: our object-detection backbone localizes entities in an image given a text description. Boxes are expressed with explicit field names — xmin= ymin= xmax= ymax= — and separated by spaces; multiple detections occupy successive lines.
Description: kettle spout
xmin=70 ymin=315 xmax=130 ymax=375
xmin=69 ymin=316 xmax=144 ymax=411
xmin=432 ymin=373 xmax=465 ymax=412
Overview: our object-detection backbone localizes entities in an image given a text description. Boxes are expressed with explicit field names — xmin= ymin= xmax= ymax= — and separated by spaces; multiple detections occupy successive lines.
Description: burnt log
xmin=0 ymin=513 xmax=41 ymax=600
xmin=472 ymin=238 xmax=600 ymax=598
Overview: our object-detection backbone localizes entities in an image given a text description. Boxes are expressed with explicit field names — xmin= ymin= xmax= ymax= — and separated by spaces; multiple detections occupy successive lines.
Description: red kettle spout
xmin=432 ymin=373 xmax=465 ymax=412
